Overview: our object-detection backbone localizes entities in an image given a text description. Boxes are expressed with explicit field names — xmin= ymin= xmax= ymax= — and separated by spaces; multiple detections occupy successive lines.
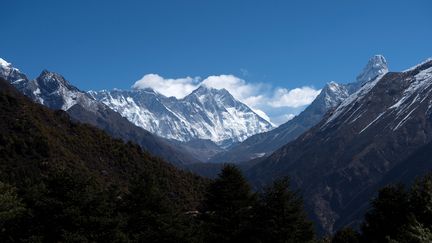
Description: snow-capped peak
xmin=326 ymin=81 xmax=341 ymax=91
xmin=356 ymin=55 xmax=389 ymax=85
xmin=0 ymin=57 xmax=27 ymax=85
xmin=191 ymin=85 xmax=229 ymax=95
xmin=0 ymin=58 xmax=12 ymax=68
xmin=317 ymin=81 xmax=349 ymax=108
xmin=36 ymin=70 xmax=80 ymax=94
xmin=38 ymin=70 xmax=68 ymax=84
xmin=188 ymin=85 xmax=231 ymax=99
xmin=28 ymin=70 xmax=98 ymax=111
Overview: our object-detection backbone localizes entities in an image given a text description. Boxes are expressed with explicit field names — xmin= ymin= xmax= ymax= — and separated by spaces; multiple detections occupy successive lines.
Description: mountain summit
xmin=356 ymin=55 xmax=388 ymax=84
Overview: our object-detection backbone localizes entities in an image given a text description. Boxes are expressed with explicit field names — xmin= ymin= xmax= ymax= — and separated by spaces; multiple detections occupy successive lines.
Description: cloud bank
xmin=132 ymin=74 xmax=321 ymax=125
xmin=132 ymin=74 xmax=200 ymax=98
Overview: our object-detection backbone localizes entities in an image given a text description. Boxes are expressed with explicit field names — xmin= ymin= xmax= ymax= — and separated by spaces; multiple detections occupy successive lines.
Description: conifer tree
xmin=122 ymin=172 xmax=198 ymax=243
xmin=361 ymin=184 xmax=411 ymax=242
xmin=409 ymin=173 xmax=432 ymax=227
xmin=201 ymin=164 xmax=255 ymax=243
xmin=251 ymin=177 xmax=314 ymax=243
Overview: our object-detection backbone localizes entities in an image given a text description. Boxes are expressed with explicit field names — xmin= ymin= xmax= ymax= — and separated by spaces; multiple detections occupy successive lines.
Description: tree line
xmin=0 ymin=164 xmax=314 ymax=242
xmin=3 ymin=161 xmax=431 ymax=242
xmin=331 ymin=173 xmax=432 ymax=243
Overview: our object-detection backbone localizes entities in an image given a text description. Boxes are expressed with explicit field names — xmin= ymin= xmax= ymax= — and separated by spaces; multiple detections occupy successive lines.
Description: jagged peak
xmin=0 ymin=57 xmax=27 ymax=83
xmin=0 ymin=58 xmax=12 ymax=68
xmin=38 ymin=69 xmax=64 ymax=79
xmin=0 ymin=57 xmax=23 ymax=73
xmin=369 ymin=54 xmax=387 ymax=66
xmin=356 ymin=55 xmax=389 ymax=85
xmin=192 ymin=84 xmax=230 ymax=96
xmin=320 ymin=81 xmax=347 ymax=97
xmin=137 ymin=87 xmax=159 ymax=94
xmin=36 ymin=69 xmax=80 ymax=92
xmin=37 ymin=69 xmax=65 ymax=85
xmin=89 ymin=88 xmax=126 ymax=94
xmin=194 ymin=84 xmax=215 ymax=92
xmin=324 ymin=81 xmax=341 ymax=90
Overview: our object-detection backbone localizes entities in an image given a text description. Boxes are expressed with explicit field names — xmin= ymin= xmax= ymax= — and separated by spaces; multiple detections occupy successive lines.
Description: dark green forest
xmin=1 ymin=78 xmax=432 ymax=242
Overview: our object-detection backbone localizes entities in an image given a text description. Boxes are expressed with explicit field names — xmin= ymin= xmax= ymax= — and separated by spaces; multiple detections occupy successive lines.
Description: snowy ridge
xmin=34 ymin=70 xmax=98 ymax=110
xmin=321 ymin=81 xmax=349 ymax=108
xmin=90 ymin=86 xmax=274 ymax=146
xmin=403 ymin=57 xmax=432 ymax=72
xmin=322 ymin=58 xmax=432 ymax=134
xmin=0 ymin=58 xmax=99 ymax=112
xmin=0 ymin=58 xmax=27 ymax=85
xmin=390 ymin=65 xmax=432 ymax=130
xmin=321 ymin=55 xmax=389 ymax=128
xmin=0 ymin=58 xmax=11 ymax=67
xmin=322 ymin=72 xmax=387 ymax=128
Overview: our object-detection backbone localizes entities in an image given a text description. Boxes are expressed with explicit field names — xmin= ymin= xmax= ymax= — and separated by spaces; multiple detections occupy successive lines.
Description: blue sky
xmin=2 ymin=0 xmax=432 ymax=124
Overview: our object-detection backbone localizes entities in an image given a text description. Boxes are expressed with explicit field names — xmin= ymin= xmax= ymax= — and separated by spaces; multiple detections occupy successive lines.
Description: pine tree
xmin=361 ymin=184 xmax=411 ymax=242
xmin=201 ymin=164 xmax=255 ymax=243
xmin=122 ymin=172 xmax=198 ymax=243
xmin=388 ymin=216 xmax=432 ymax=243
xmin=250 ymin=177 xmax=314 ymax=243
xmin=388 ymin=173 xmax=432 ymax=243
xmin=409 ymin=173 xmax=432 ymax=227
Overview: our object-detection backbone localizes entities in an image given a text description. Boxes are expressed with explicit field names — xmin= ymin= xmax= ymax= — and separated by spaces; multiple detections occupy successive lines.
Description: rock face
xmin=247 ymin=59 xmax=432 ymax=234
xmin=0 ymin=59 xmax=200 ymax=166
xmin=210 ymin=55 xmax=388 ymax=163
xmin=89 ymin=85 xmax=274 ymax=148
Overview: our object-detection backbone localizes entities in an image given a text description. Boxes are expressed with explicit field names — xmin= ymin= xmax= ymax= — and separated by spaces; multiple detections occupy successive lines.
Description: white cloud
xmin=269 ymin=87 xmax=321 ymax=108
xmin=132 ymin=73 xmax=321 ymax=125
xmin=201 ymin=75 xmax=263 ymax=103
xmin=132 ymin=73 xmax=200 ymax=98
